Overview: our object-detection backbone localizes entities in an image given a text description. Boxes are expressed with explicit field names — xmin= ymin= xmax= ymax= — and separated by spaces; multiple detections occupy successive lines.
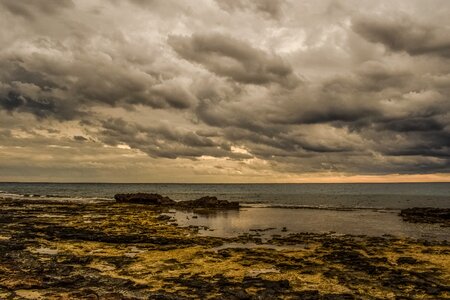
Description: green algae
xmin=0 ymin=197 xmax=449 ymax=299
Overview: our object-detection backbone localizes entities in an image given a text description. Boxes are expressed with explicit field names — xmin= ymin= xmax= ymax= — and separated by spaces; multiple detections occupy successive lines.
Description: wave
xmin=0 ymin=191 xmax=113 ymax=203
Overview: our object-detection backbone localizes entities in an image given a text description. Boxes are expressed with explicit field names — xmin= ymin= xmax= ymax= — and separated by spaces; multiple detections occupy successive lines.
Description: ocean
xmin=0 ymin=182 xmax=449 ymax=209
xmin=1 ymin=182 xmax=449 ymax=239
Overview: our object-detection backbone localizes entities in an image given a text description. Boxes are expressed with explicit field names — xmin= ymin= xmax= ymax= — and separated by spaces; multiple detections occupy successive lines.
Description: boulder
xmin=178 ymin=196 xmax=240 ymax=209
xmin=114 ymin=193 xmax=176 ymax=205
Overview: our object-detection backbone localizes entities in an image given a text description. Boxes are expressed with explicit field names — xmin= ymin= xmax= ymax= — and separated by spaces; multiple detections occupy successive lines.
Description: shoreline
xmin=0 ymin=197 xmax=449 ymax=299
xmin=1 ymin=196 xmax=449 ymax=240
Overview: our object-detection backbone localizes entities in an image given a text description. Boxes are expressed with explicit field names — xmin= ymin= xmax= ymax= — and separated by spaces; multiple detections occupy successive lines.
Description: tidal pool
xmin=170 ymin=207 xmax=450 ymax=240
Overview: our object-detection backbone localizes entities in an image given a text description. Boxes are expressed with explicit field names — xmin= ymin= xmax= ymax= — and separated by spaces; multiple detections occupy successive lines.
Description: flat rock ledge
xmin=399 ymin=207 xmax=450 ymax=226
xmin=114 ymin=193 xmax=239 ymax=209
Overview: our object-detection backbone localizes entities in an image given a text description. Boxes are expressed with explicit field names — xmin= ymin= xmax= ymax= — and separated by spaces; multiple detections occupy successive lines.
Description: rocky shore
xmin=0 ymin=197 xmax=449 ymax=299
xmin=400 ymin=207 xmax=450 ymax=227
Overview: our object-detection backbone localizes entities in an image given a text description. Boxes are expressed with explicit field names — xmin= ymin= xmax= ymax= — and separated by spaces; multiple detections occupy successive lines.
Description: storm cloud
xmin=0 ymin=0 xmax=449 ymax=182
xmin=353 ymin=15 xmax=450 ymax=58
xmin=169 ymin=33 xmax=299 ymax=87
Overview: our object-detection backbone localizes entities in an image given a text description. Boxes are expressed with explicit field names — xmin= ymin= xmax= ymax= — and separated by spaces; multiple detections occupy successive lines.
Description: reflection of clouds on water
xmin=175 ymin=210 xmax=241 ymax=236
xmin=174 ymin=208 xmax=450 ymax=241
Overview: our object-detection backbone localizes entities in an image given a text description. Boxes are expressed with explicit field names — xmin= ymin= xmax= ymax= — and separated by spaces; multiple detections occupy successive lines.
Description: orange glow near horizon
xmin=281 ymin=173 xmax=450 ymax=184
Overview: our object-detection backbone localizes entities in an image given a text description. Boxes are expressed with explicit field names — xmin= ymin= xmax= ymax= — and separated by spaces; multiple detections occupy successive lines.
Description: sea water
xmin=0 ymin=182 xmax=449 ymax=209
xmin=1 ymin=182 xmax=449 ymax=240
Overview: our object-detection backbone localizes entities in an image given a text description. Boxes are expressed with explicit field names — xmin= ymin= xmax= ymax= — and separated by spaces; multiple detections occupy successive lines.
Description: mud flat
xmin=0 ymin=197 xmax=449 ymax=299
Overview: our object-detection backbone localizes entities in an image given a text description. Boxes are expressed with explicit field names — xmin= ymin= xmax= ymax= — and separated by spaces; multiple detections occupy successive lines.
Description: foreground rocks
xmin=114 ymin=193 xmax=240 ymax=209
xmin=400 ymin=207 xmax=450 ymax=226
xmin=0 ymin=197 xmax=449 ymax=299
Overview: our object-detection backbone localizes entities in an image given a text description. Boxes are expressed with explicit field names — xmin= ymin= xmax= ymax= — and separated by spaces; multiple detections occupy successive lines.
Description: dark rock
xmin=220 ymin=287 xmax=251 ymax=300
xmin=241 ymin=276 xmax=290 ymax=291
xmin=157 ymin=214 xmax=172 ymax=221
xmin=177 ymin=196 xmax=239 ymax=209
xmin=426 ymin=286 xmax=442 ymax=295
xmin=397 ymin=256 xmax=419 ymax=265
xmin=399 ymin=207 xmax=450 ymax=226
xmin=322 ymin=293 xmax=355 ymax=300
xmin=292 ymin=290 xmax=320 ymax=299
xmin=114 ymin=193 xmax=176 ymax=205
xmin=147 ymin=292 xmax=188 ymax=300
xmin=114 ymin=194 xmax=239 ymax=210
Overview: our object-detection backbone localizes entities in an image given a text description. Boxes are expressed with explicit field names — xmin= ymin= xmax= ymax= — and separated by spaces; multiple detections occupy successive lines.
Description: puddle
xmin=37 ymin=214 xmax=66 ymax=218
xmin=247 ymin=268 xmax=280 ymax=277
xmin=171 ymin=207 xmax=450 ymax=240
xmin=125 ymin=246 xmax=145 ymax=257
xmin=82 ymin=214 xmax=107 ymax=219
xmin=209 ymin=242 xmax=307 ymax=252
xmin=31 ymin=247 xmax=59 ymax=255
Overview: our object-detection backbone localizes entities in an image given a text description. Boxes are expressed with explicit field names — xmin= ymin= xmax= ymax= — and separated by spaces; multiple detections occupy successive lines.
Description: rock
xmin=397 ymin=256 xmax=419 ymax=265
xmin=156 ymin=214 xmax=172 ymax=221
xmin=293 ymin=290 xmax=320 ymax=299
xmin=114 ymin=194 xmax=239 ymax=210
xmin=322 ymin=293 xmax=355 ymax=300
xmin=399 ymin=207 xmax=450 ymax=226
xmin=241 ymin=276 xmax=290 ymax=291
xmin=114 ymin=193 xmax=176 ymax=205
xmin=177 ymin=196 xmax=240 ymax=209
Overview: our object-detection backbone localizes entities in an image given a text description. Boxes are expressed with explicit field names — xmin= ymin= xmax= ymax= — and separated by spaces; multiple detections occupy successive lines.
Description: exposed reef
xmin=114 ymin=193 xmax=240 ymax=209
xmin=400 ymin=207 xmax=450 ymax=226
xmin=0 ymin=197 xmax=448 ymax=299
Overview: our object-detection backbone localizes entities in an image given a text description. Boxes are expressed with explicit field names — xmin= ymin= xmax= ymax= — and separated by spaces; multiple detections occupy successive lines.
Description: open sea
xmin=0 ymin=182 xmax=449 ymax=209
xmin=1 ymin=182 xmax=449 ymax=240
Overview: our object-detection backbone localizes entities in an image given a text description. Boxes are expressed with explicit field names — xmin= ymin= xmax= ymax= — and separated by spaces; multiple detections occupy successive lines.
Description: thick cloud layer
xmin=353 ymin=15 xmax=450 ymax=58
xmin=169 ymin=33 xmax=299 ymax=87
xmin=0 ymin=0 xmax=449 ymax=182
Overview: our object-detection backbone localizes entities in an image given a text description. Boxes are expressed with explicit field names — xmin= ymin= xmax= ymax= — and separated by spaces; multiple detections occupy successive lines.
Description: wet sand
xmin=0 ymin=197 xmax=449 ymax=299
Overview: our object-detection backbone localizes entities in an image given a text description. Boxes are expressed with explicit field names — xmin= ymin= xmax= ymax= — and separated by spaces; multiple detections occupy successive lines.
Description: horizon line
xmin=1 ymin=181 xmax=449 ymax=184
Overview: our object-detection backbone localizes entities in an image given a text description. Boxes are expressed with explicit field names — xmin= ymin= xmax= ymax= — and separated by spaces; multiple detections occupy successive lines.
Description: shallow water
xmin=1 ymin=182 xmax=449 ymax=241
xmin=172 ymin=207 xmax=450 ymax=240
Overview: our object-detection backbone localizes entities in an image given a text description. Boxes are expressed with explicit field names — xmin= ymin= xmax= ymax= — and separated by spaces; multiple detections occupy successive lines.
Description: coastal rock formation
xmin=114 ymin=193 xmax=239 ymax=209
xmin=177 ymin=196 xmax=240 ymax=209
xmin=399 ymin=207 xmax=450 ymax=226
xmin=114 ymin=193 xmax=176 ymax=205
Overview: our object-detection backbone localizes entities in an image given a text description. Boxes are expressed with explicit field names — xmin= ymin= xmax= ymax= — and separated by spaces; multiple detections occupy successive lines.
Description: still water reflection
xmin=170 ymin=208 xmax=450 ymax=241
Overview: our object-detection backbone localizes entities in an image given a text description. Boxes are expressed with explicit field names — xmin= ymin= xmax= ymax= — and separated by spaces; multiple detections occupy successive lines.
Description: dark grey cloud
xmin=353 ymin=15 xmax=450 ymax=58
xmin=0 ymin=0 xmax=449 ymax=180
xmin=216 ymin=0 xmax=285 ymax=19
xmin=0 ymin=88 xmax=82 ymax=121
xmin=380 ymin=118 xmax=444 ymax=133
xmin=98 ymin=117 xmax=251 ymax=160
xmin=169 ymin=33 xmax=299 ymax=87
xmin=0 ymin=0 xmax=74 ymax=19
xmin=0 ymin=38 xmax=196 ymax=121
xmin=73 ymin=135 xmax=88 ymax=142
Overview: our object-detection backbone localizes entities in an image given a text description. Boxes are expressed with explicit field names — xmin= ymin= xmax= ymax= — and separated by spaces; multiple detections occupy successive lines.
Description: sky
xmin=0 ymin=0 xmax=449 ymax=183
